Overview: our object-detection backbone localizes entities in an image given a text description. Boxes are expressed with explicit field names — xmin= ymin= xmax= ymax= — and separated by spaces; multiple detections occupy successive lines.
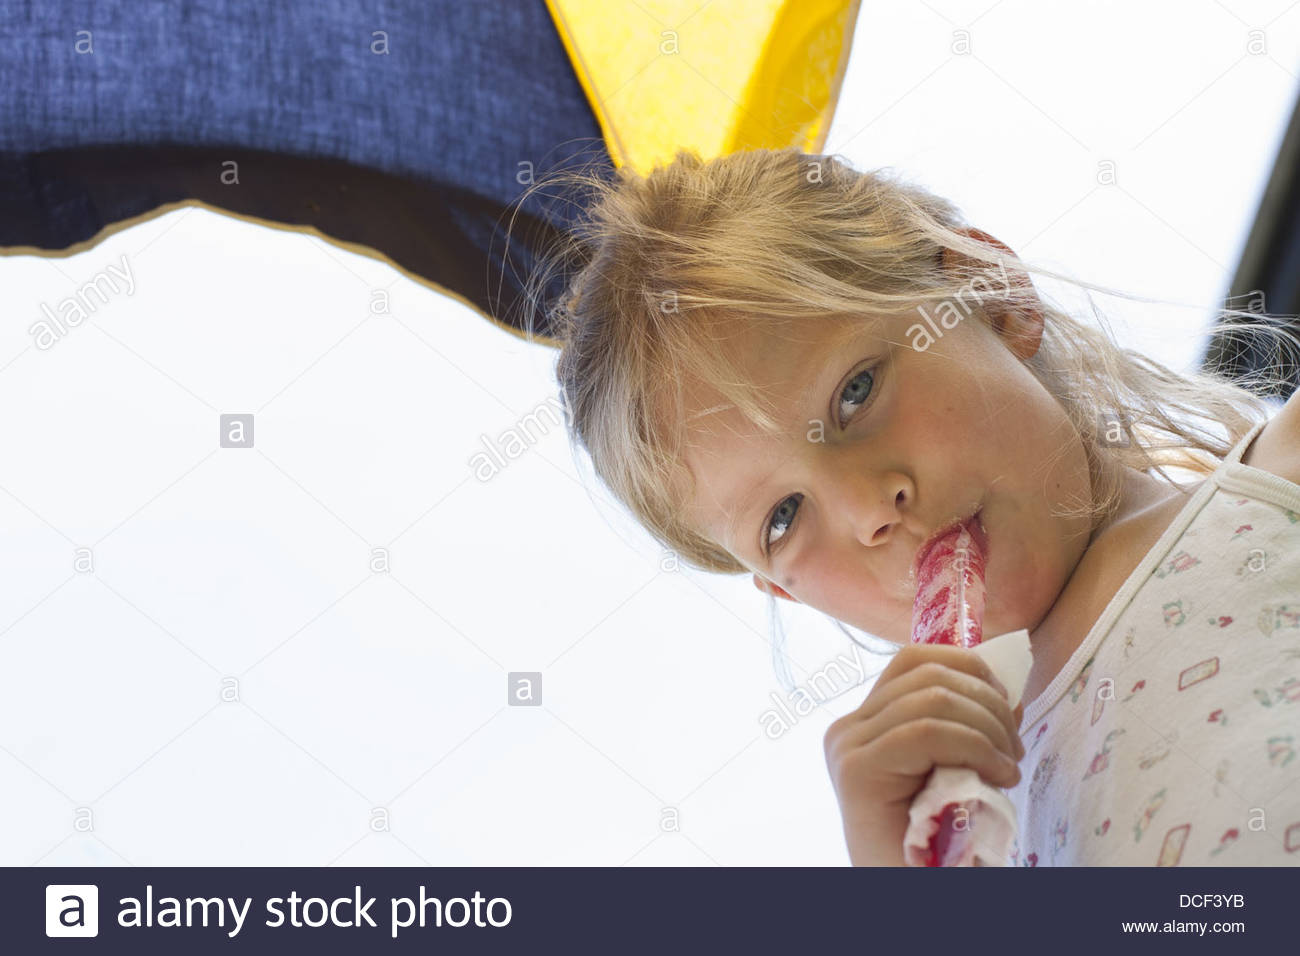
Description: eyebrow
xmin=720 ymin=338 xmax=867 ymax=561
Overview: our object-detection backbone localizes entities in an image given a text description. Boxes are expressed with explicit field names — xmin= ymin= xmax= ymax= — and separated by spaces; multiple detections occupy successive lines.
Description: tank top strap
xmin=1219 ymin=417 xmax=1269 ymax=471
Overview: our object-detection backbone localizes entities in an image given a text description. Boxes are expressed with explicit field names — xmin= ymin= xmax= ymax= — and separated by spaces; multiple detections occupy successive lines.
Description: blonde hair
xmin=519 ymin=147 xmax=1294 ymax=589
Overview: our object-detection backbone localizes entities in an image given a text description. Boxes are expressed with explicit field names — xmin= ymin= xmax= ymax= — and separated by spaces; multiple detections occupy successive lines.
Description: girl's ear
xmin=943 ymin=226 xmax=1045 ymax=361
xmin=753 ymin=574 xmax=798 ymax=602
xmin=992 ymin=303 xmax=1045 ymax=361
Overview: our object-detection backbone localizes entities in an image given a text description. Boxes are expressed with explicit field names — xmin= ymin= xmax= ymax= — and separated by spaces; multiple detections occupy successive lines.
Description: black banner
xmin=5 ymin=865 xmax=1294 ymax=952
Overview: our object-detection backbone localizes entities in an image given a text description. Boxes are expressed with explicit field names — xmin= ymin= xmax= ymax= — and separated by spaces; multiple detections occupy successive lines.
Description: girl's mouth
xmin=911 ymin=508 xmax=986 ymax=583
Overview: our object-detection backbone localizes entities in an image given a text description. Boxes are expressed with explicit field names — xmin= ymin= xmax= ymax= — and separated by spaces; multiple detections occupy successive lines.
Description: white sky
xmin=2 ymin=1 xmax=1297 ymax=866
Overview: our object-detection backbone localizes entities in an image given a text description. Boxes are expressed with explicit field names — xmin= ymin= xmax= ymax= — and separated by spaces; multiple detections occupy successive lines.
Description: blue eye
xmin=837 ymin=366 xmax=876 ymax=427
xmin=763 ymin=493 xmax=803 ymax=553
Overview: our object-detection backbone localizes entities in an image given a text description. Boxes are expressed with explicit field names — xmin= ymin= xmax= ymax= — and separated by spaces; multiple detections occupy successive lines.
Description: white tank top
xmin=1003 ymin=418 xmax=1300 ymax=865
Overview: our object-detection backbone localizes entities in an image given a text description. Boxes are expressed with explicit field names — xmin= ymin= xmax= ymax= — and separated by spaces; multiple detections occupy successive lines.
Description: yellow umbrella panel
xmin=546 ymin=0 xmax=862 ymax=174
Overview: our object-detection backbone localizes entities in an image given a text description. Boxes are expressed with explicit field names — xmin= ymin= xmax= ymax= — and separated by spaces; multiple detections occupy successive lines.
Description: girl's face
xmin=679 ymin=305 xmax=1095 ymax=645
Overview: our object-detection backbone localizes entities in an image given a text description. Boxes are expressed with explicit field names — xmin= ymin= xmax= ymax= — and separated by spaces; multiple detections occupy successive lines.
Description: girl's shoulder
xmin=1240 ymin=389 xmax=1300 ymax=486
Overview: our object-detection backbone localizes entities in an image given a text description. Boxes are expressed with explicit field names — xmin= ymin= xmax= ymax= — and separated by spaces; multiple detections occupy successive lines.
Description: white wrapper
xmin=901 ymin=628 xmax=1033 ymax=867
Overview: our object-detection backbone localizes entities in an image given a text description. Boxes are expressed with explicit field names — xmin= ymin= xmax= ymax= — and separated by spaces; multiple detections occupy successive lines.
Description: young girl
xmin=522 ymin=147 xmax=1300 ymax=866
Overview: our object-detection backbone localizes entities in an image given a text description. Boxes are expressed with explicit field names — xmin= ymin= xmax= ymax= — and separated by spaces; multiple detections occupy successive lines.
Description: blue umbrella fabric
xmin=0 ymin=0 xmax=613 ymax=345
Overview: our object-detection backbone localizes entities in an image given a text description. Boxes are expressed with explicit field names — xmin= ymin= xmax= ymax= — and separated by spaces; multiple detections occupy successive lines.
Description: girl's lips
xmin=911 ymin=509 xmax=985 ymax=582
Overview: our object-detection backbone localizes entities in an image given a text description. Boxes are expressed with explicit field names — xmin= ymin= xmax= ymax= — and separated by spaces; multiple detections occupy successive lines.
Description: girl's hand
xmin=822 ymin=643 xmax=1025 ymax=866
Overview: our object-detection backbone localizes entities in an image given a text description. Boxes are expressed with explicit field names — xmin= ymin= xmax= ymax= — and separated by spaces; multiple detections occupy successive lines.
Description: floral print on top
xmin=1003 ymin=419 xmax=1300 ymax=866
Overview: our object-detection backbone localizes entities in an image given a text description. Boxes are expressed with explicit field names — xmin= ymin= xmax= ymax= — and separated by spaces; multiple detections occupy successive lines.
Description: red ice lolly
xmin=911 ymin=518 xmax=987 ymax=648
xmin=909 ymin=516 xmax=990 ymax=866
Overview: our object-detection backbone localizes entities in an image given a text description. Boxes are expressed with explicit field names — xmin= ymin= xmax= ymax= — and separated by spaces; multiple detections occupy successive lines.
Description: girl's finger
xmin=863 ymin=718 xmax=1023 ymax=790
xmin=837 ymin=680 xmax=1024 ymax=769
xmin=849 ymin=659 xmax=1023 ymax=756
xmin=878 ymin=643 xmax=1009 ymax=698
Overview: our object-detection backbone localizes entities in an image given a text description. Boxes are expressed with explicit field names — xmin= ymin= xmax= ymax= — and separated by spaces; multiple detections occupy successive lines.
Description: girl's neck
xmin=1022 ymin=467 xmax=1199 ymax=707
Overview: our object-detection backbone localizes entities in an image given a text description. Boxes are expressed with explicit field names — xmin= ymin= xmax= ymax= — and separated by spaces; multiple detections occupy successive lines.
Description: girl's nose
xmin=826 ymin=461 xmax=912 ymax=548
xmin=859 ymin=484 xmax=910 ymax=548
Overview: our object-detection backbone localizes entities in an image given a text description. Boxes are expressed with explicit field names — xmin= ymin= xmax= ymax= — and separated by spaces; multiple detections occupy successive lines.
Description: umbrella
xmin=0 ymin=0 xmax=862 ymax=345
